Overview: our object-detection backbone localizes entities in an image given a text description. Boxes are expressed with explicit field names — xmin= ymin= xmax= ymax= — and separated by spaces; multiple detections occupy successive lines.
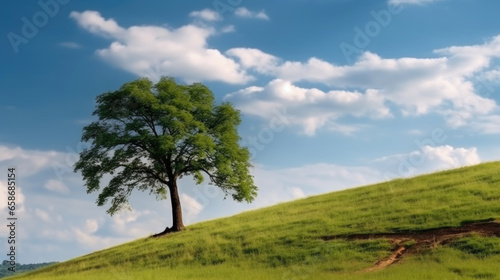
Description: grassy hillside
xmin=9 ymin=162 xmax=500 ymax=279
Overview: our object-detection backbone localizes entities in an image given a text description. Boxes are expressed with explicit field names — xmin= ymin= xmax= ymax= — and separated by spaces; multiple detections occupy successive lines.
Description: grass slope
xmin=9 ymin=162 xmax=500 ymax=279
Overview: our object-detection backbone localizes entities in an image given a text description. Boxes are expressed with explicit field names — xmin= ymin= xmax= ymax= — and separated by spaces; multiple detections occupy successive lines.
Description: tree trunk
xmin=168 ymin=179 xmax=185 ymax=231
xmin=152 ymin=179 xmax=185 ymax=237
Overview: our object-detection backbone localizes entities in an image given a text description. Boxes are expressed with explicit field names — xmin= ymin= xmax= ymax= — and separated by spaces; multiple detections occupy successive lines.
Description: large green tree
xmin=74 ymin=77 xmax=257 ymax=235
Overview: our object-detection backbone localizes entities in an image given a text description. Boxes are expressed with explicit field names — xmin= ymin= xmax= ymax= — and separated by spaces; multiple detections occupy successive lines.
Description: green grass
xmin=8 ymin=161 xmax=500 ymax=279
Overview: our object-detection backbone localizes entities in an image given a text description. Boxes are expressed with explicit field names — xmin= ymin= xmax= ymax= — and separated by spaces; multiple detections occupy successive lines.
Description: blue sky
xmin=1 ymin=0 xmax=500 ymax=264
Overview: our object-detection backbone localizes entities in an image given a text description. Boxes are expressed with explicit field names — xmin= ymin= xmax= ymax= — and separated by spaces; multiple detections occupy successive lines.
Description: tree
xmin=74 ymin=77 xmax=257 ymax=236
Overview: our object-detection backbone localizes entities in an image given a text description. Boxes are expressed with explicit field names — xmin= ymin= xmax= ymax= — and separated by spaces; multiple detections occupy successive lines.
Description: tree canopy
xmin=74 ymin=77 xmax=257 ymax=234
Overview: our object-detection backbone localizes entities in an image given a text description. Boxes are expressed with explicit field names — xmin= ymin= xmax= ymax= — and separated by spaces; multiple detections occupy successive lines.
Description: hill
xmin=0 ymin=261 xmax=57 ymax=279
xmin=7 ymin=162 xmax=500 ymax=279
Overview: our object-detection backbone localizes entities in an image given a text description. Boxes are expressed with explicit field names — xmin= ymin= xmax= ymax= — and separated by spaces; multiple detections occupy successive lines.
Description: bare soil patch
xmin=321 ymin=221 xmax=500 ymax=271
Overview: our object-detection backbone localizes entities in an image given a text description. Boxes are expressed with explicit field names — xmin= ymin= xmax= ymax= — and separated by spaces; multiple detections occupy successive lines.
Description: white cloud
xmin=234 ymin=7 xmax=269 ymax=20
xmin=68 ymin=11 xmax=499 ymax=135
xmin=423 ymin=145 xmax=480 ymax=168
xmin=72 ymin=227 xmax=125 ymax=250
xmin=45 ymin=179 xmax=69 ymax=193
xmin=373 ymin=145 xmax=481 ymax=178
xmin=70 ymin=10 xmax=124 ymax=37
xmin=70 ymin=10 xmax=252 ymax=84
xmin=0 ymin=145 xmax=68 ymax=176
xmin=189 ymin=9 xmax=221 ymax=22
xmin=112 ymin=210 xmax=140 ymax=228
xmin=388 ymin=0 xmax=444 ymax=5
xmin=227 ymin=35 xmax=500 ymax=134
xmin=225 ymin=79 xmax=391 ymax=135
xmin=221 ymin=25 xmax=236 ymax=33
xmin=181 ymin=193 xmax=203 ymax=223
xmin=111 ymin=209 xmax=157 ymax=237
xmin=469 ymin=115 xmax=500 ymax=134
xmin=226 ymin=48 xmax=280 ymax=74
xmin=18 ymin=191 xmax=164 ymax=262
xmin=481 ymin=69 xmax=500 ymax=83
xmin=434 ymin=35 xmax=500 ymax=73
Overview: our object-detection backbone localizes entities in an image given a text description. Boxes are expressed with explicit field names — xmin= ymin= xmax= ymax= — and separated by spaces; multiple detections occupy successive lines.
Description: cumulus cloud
xmin=189 ymin=9 xmax=221 ymax=22
xmin=67 ymin=10 xmax=500 ymax=135
xmin=70 ymin=10 xmax=252 ymax=84
xmin=225 ymin=79 xmax=390 ymax=135
xmin=68 ymin=11 xmax=499 ymax=135
xmin=480 ymin=69 xmax=500 ymax=83
xmin=71 ymin=10 xmax=124 ymax=37
xmin=373 ymin=145 xmax=481 ymax=178
xmin=469 ymin=115 xmax=500 ymax=134
xmin=226 ymin=48 xmax=280 ymax=74
xmin=227 ymin=35 xmax=500 ymax=134
xmin=0 ymin=145 xmax=67 ymax=176
xmin=234 ymin=7 xmax=269 ymax=20
xmin=424 ymin=145 xmax=480 ymax=167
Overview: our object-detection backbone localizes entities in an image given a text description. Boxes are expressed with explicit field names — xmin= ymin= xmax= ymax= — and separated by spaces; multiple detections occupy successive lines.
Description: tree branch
xmin=200 ymin=168 xmax=217 ymax=183
xmin=117 ymin=164 xmax=169 ymax=185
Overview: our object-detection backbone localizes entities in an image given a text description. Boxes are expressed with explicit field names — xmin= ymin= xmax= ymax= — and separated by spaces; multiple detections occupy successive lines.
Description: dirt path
xmin=321 ymin=221 xmax=500 ymax=271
